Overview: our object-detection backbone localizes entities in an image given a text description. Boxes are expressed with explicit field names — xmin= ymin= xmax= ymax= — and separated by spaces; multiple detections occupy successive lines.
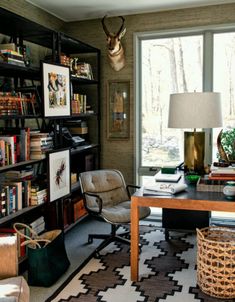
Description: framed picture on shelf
xmin=48 ymin=148 xmax=71 ymax=202
xmin=107 ymin=80 xmax=130 ymax=139
xmin=42 ymin=62 xmax=71 ymax=117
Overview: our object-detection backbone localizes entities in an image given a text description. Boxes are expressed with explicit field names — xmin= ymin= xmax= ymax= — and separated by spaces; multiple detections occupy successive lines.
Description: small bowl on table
xmin=185 ymin=174 xmax=200 ymax=185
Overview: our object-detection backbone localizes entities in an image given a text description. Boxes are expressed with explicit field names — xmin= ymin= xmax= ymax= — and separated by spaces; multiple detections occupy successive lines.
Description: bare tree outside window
xmin=141 ymin=35 xmax=203 ymax=167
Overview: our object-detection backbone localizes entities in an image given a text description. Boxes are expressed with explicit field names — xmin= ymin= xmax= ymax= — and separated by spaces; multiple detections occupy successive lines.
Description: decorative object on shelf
xmin=70 ymin=59 xmax=93 ymax=80
xmin=48 ymin=148 xmax=71 ymax=202
xmin=217 ymin=128 xmax=235 ymax=162
xmin=223 ymin=181 xmax=235 ymax=200
xmin=168 ymin=92 xmax=222 ymax=174
xmin=101 ymin=15 xmax=126 ymax=71
xmin=42 ymin=62 xmax=71 ymax=117
xmin=107 ymin=80 xmax=130 ymax=139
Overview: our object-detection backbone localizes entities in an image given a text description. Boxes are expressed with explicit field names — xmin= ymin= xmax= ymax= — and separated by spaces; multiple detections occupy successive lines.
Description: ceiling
xmin=26 ymin=0 xmax=235 ymax=22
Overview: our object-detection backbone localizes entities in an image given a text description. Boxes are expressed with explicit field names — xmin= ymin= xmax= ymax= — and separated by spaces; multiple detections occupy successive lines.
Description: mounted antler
xmin=101 ymin=15 xmax=126 ymax=71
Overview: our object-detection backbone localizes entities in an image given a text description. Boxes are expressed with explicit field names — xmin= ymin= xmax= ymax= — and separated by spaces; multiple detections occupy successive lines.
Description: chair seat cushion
xmin=0 ymin=276 xmax=30 ymax=302
xmin=101 ymin=201 xmax=151 ymax=223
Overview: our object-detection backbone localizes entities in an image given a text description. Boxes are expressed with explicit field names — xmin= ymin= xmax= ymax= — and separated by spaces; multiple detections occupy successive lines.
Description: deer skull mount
xmin=101 ymin=15 xmax=126 ymax=72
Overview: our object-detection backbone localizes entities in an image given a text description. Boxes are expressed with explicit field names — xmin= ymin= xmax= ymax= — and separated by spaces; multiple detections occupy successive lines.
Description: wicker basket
xmin=196 ymin=226 xmax=235 ymax=299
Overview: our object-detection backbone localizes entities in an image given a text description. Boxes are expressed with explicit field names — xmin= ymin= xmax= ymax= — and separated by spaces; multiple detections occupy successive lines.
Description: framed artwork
xmin=42 ymin=62 xmax=71 ymax=117
xmin=48 ymin=148 xmax=71 ymax=202
xmin=107 ymin=80 xmax=130 ymax=139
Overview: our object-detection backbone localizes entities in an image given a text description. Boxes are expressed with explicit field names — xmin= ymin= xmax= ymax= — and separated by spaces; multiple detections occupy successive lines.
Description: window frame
xmin=134 ymin=24 xmax=235 ymax=184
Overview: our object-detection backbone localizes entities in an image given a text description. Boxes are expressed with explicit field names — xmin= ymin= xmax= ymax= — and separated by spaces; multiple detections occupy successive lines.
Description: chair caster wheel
xmin=94 ymin=251 xmax=100 ymax=258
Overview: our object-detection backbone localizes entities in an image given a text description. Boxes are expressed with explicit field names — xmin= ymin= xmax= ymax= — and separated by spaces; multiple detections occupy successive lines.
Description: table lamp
xmin=168 ymin=92 xmax=222 ymax=174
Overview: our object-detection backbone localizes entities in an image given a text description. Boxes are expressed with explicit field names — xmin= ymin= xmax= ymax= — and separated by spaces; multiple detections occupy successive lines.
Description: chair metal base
xmin=88 ymin=224 xmax=130 ymax=256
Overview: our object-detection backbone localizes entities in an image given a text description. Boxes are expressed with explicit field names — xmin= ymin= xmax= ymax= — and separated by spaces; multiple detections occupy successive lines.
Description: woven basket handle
xmin=21 ymin=238 xmax=51 ymax=249
xmin=13 ymin=222 xmax=39 ymax=242
xmin=196 ymin=228 xmax=204 ymax=239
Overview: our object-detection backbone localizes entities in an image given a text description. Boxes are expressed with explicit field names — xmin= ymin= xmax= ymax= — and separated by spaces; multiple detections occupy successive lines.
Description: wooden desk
xmin=130 ymin=186 xmax=235 ymax=281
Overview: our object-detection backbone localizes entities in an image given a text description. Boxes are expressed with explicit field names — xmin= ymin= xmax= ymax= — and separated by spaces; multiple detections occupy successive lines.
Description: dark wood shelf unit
xmin=0 ymin=7 xmax=101 ymax=235
xmin=0 ymin=7 xmax=56 ymax=49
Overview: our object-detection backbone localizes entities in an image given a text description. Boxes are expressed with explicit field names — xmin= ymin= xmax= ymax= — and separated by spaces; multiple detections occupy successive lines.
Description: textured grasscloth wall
xmin=63 ymin=4 xmax=235 ymax=184
xmin=2 ymin=1 xmax=235 ymax=184
xmin=0 ymin=0 xmax=63 ymax=30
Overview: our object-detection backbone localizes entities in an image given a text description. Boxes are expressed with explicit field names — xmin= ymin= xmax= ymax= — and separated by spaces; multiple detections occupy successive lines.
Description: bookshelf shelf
xmin=0 ymin=159 xmax=44 ymax=173
xmin=0 ymin=62 xmax=39 ymax=79
xmin=70 ymin=143 xmax=99 ymax=155
xmin=0 ymin=203 xmax=44 ymax=226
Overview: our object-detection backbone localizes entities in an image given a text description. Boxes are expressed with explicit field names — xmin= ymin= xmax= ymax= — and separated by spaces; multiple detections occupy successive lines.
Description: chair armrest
xmin=126 ymin=185 xmax=141 ymax=198
xmin=83 ymin=192 xmax=103 ymax=214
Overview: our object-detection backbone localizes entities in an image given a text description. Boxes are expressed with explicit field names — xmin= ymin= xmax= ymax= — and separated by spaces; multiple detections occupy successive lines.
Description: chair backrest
xmin=79 ymin=169 xmax=130 ymax=209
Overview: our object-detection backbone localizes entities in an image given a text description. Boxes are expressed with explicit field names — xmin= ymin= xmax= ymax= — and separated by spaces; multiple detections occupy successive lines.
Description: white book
xmin=144 ymin=183 xmax=187 ymax=195
xmin=154 ymin=171 xmax=181 ymax=182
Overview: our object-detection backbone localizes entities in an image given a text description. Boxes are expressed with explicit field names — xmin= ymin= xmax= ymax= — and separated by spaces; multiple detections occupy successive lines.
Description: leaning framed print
xmin=107 ymin=80 xmax=130 ymax=139
xmin=48 ymin=148 xmax=71 ymax=202
xmin=42 ymin=62 xmax=71 ymax=117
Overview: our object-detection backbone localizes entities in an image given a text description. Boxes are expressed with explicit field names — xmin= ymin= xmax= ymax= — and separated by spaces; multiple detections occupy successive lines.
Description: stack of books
xmin=30 ymin=132 xmax=53 ymax=160
xmin=30 ymin=186 xmax=47 ymax=205
xmin=30 ymin=216 xmax=45 ymax=234
xmin=0 ymin=49 xmax=25 ymax=67
xmin=209 ymin=164 xmax=235 ymax=180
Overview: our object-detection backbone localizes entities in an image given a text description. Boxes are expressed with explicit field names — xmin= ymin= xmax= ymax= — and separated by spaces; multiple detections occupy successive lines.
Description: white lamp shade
xmin=168 ymin=92 xmax=222 ymax=129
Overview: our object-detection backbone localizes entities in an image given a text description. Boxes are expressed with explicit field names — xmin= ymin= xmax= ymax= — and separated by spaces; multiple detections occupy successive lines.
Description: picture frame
xmin=48 ymin=148 xmax=71 ymax=202
xmin=107 ymin=80 xmax=130 ymax=139
xmin=42 ymin=62 xmax=71 ymax=117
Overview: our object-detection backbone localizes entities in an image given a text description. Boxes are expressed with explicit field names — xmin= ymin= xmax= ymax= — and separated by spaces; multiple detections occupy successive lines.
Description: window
xmin=135 ymin=27 xmax=235 ymax=219
xmin=213 ymin=32 xmax=235 ymax=159
xmin=140 ymin=35 xmax=203 ymax=169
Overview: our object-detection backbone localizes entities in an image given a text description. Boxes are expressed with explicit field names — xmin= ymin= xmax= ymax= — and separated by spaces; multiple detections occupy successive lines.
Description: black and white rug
xmin=46 ymin=225 xmax=233 ymax=302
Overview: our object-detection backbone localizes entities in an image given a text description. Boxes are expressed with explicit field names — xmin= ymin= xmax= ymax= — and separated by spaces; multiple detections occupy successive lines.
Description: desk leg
xmin=131 ymin=198 xmax=139 ymax=281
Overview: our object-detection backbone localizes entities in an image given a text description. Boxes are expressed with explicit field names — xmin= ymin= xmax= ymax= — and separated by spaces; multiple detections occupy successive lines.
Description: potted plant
xmin=217 ymin=128 xmax=235 ymax=162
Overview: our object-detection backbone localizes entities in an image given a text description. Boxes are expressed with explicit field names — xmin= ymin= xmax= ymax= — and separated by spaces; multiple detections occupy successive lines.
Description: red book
xmin=209 ymin=173 xmax=235 ymax=181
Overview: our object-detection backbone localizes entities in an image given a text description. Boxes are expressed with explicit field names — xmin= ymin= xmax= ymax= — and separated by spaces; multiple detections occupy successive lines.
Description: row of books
xmin=0 ymin=128 xmax=30 ymax=166
xmin=72 ymin=93 xmax=87 ymax=114
xmin=0 ymin=130 xmax=53 ymax=166
xmin=0 ymin=91 xmax=38 ymax=116
xmin=0 ymin=179 xmax=32 ymax=217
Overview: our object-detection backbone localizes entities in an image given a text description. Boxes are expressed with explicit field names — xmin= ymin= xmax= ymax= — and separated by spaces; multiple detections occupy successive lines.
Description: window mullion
xmin=203 ymin=31 xmax=214 ymax=166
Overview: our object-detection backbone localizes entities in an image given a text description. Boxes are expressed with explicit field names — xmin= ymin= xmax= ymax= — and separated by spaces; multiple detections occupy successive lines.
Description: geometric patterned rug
xmin=45 ymin=225 xmax=233 ymax=302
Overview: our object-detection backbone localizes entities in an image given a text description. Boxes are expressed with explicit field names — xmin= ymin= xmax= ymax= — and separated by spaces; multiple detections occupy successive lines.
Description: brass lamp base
xmin=184 ymin=131 xmax=205 ymax=174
